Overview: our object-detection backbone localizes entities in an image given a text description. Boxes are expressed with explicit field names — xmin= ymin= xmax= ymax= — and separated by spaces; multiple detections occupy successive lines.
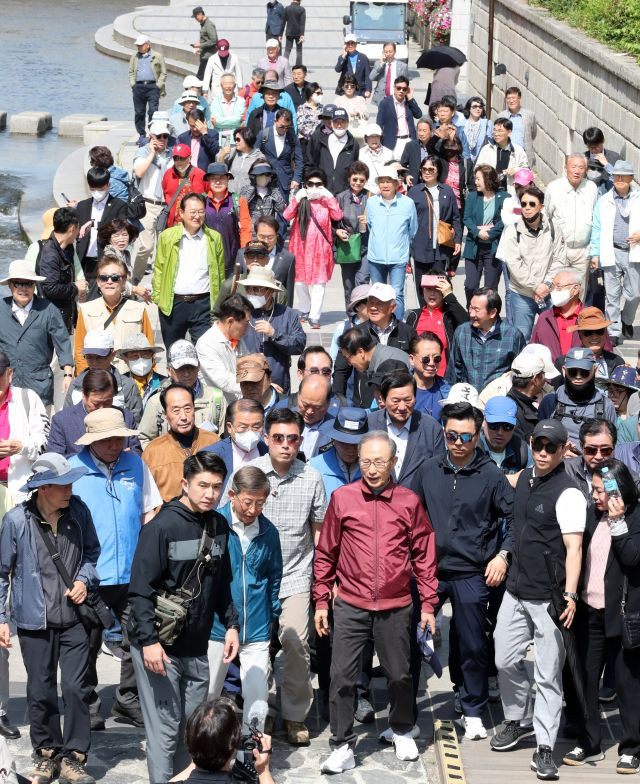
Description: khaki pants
xmin=134 ymin=201 xmax=163 ymax=282
xmin=269 ymin=592 xmax=313 ymax=722
xmin=565 ymin=245 xmax=590 ymax=299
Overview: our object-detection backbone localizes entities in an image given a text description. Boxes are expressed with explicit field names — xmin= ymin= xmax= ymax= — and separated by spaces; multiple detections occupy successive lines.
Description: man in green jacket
xmin=128 ymin=35 xmax=167 ymax=139
xmin=192 ymin=6 xmax=218 ymax=81
xmin=152 ymin=192 xmax=225 ymax=347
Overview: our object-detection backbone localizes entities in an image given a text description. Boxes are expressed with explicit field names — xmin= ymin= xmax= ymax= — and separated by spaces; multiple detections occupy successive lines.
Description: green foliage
xmin=532 ymin=0 xmax=640 ymax=60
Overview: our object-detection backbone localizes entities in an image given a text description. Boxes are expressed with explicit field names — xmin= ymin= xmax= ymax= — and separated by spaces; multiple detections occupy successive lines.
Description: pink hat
xmin=513 ymin=168 xmax=534 ymax=186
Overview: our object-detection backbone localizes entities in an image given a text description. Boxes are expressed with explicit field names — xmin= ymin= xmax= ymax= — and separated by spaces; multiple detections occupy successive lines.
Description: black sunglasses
xmin=581 ymin=328 xmax=605 ymax=336
xmin=521 ymin=200 xmax=539 ymax=207
xmin=566 ymin=367 xmax=591 ymax=379
xmin=487 ymin=422 xmax=515 ymax=432
xmin=98 ymin=274 xmax=124 ymax=283
xmin=531 ymin=438 xmax=560 ymax=454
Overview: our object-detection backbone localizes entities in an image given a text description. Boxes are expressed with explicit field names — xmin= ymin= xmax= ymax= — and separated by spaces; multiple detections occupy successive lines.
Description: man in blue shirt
xmin=409 ymin=332 xmax=450 ymax=421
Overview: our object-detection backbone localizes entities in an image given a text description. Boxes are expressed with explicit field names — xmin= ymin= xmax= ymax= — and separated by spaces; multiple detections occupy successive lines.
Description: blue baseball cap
xmin=319 ymin=103 xmax=336 ymax=118
xmin=416 ymin=625 xmax=442 ymax=678
xmin=564 ymin=347 xmax=596 ymax=370
xmin=484 ymin=396 xmax=517 ymax=426
xmin=332 ymin=107 xmax=349 ymax=122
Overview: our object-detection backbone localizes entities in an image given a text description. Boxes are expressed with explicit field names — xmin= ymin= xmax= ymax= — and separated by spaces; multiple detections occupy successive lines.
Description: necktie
xmin=385 ymin=63 xmax=392 ymax=97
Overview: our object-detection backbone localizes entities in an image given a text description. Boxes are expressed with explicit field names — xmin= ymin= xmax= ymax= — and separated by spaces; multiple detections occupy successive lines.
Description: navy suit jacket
xmin=75 ymin=195 xmax=128 ymax=263
xmin=367 ymin=409 xmax=445 ymax=489
xmin=258 ymin=127 xmax=304 ymax=199
xmin=200 ymin=437 xmax=269 ymax=492
xmin=48 ymin=403 xmax=141 ymax=457
xmin=376 ymin=96 xmax=422 ymax=150
xmin=177 ymin=130 xmax=220 ymax=172
xmin=335 ymin=51 xmax=372 ymax=96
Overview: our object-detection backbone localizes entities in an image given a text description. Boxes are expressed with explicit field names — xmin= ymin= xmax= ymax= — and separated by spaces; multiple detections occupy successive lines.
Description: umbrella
xmin=544 ymin=551 xmax=588 ymax=719
xmin=416 ymin=45 xmax=467 ymax=70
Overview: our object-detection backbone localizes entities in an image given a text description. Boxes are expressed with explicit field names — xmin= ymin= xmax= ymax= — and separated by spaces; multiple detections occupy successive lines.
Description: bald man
xmin=293 ymin=375 xmax=335 ymax=458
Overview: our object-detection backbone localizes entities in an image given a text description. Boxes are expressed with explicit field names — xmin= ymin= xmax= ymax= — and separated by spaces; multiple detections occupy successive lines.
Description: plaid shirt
xmin=238 ymin=455 xmax=327 ymax=598
xmin=449 ymin=318 xmax=526 ymax=391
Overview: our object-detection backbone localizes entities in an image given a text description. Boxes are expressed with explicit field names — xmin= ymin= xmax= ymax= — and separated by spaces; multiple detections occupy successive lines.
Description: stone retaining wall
xmin=467 ymin=0 xmax=640 ymax=184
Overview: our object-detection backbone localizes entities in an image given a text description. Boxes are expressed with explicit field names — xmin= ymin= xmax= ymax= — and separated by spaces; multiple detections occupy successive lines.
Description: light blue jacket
xmin=69 ymin=449 xmax=143 ymax=586
xmin=210 ymin=502 xmax=282 ymax=645
xmin=366 ymin=193 xmax=418 ymax=265
xmin=310 ymin=446 xmax=361 ymax=500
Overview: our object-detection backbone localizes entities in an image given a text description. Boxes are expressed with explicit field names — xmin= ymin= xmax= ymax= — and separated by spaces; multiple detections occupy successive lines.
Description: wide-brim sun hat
xmin=75 ymin=409 xmax=139 ymax=446
xmin=0 ymin=259 xmax=46 ymax=286
xmin=20 ymin=453 xmax=89 ymax=493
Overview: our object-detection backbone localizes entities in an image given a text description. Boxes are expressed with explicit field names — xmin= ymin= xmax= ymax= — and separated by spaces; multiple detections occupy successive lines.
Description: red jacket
xmin=161 ymin=166 xmax=206 ymax=227
xmin=313 ymin=479 xmax=438 ymax=613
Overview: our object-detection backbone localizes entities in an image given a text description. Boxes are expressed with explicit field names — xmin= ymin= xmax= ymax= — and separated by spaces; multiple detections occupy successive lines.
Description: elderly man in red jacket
xmin=313 ymin=430 xmax=438 ymax=774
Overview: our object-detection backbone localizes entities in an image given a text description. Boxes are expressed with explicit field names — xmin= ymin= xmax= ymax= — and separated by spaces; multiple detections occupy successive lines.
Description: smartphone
xmin=421 ymin=274 xmax=442 ymax=288
xmin=61 ymin=193 xmax=70 ymax=204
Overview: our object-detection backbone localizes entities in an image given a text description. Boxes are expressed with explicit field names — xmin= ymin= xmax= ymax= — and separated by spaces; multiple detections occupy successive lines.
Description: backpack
xmin=552 ymin=396 xmax=605 ymax=424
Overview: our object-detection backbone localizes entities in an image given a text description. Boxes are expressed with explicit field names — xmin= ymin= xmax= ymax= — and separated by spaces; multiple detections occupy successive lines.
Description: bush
xmin=532 ymin=0 xmax=640 ymax=61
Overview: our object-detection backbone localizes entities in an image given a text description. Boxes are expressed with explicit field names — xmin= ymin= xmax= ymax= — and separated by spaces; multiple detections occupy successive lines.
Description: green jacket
xmin=129 ymin=50 xmax=167 ymax=96
xmin=199 ymin=17 xmax=219 ymax=57
xmin=152 ymin=225 xmax=225 ymax=316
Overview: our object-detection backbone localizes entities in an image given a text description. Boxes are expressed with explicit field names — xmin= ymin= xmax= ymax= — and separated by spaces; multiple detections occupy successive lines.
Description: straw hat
xmin=75 ymin=409 xmax=138 ymax=446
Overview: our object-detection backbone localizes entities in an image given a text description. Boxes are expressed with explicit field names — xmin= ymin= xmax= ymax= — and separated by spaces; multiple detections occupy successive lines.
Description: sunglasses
xmin=420 ymin=355 xmax=442 ymax=366
xmin=520 ymin=200 xmax=540 ymax=207
xmin=307 ymin=181 xmax=323 ymax=187
xmin=487 ymin=422 xmax=515 ymax=432
xmin=421 ymin=167 xmax=437 ymax=173
xmin=155 ymin=134 xmax=169 ymax=139
xmin=269 ymin=433 xmax=301 ymax=444
xmin=531 ymin=438 xmax=560 ymax=454
xmin=566 ymin=367 xmax=591 ymax=379
xmin=445 ymin=431 xmax=475 ymax=444
xmin=98 ymin=274 xmax=124 ymax=283
xmin=11 ymin=280 xmax=36 ymax=288
xmin=306 ymin=367 xmax=332 ymax=377
xmin=470 ymin=103 xmax=484 ymax=109
xmin=581 ymin=328 xmax=605 ymax=336
xmin=583 ymin=445 xmax=614 ymax=457
xmin=350 ymin=176 xmax=367 ymax=183
xmin=395 ymin=86 xmax=409 ymax=92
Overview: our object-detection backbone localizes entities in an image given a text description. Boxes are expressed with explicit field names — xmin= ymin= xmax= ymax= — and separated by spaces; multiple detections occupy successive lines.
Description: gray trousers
xmin=603 ymin=248 xmax=640 ymax=337
xmin=131 ymin=645 xmax=209 ymax=783
xmin=494 ymin=591 xmax=565 ymax=750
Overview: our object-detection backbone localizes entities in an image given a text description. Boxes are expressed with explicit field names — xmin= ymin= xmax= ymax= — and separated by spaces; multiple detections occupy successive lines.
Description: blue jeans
xmin=368 ymin=261 xmax=407 ymax=319
xmin=508 ymin=290 xmax=549 ymax=341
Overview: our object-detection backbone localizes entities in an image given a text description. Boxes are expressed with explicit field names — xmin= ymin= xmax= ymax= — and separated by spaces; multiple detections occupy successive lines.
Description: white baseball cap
xmin=148 ymin=120 xmax=170 ymax=135
xmin=517 ymin=343 xmax=560 ymax=380
xmin=511 ymin=353 xmax=546 ymax=378
xmin=367 ymin=283 xmax=396 ymax=303
xmin=440 ymin=383 xmax=485 ymax=411
xmin=266 ymin=38 xmax=280 ymax=48
xmin=344 ymin=33 xmax=357 ymax=43
xmin=135 ymin=35 xmax=151 ymax=46
xmin=183 ymin=75 xmax=203 ymax=89
xmin=363 ymin=123 xmax=382 ymax=137
xmin=83 ymin=330 xmax=115 ymax=357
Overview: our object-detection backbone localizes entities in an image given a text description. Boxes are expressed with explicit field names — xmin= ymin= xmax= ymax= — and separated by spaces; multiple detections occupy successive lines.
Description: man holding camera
xmin=128 ymin=452 xmax=239 ymax=784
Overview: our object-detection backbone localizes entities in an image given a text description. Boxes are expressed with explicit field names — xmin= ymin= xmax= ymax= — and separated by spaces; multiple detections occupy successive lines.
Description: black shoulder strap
xmin=103 ymin=297 xmax=128 ymax=330
xmin=176 ymin=518 xmax=218 ymax=600
xmin=34 ymin=518 xmax=75 ymax=590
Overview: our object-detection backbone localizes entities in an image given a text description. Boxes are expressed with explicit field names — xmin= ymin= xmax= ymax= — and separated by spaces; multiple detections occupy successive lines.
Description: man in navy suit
xmin=275 ymin=375 xmax=335 ymax=459
xmin=335 ymin=34 xmax=372 ymax=97
xmin=258 ymin=108 xmax=303 ymax=198
xmin=376 ymin=76 xmax=422 ymax=158
xmin=177 ymin=108 xmax=219 ymax=171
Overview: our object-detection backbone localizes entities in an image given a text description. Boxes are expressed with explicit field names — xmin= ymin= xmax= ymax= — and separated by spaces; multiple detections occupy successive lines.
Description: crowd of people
xmin=1 ymin=3 xmax=640 ymax=784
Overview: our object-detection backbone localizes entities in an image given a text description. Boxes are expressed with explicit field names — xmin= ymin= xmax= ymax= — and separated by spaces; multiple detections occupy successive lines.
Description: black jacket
xmin=407 ymin=182 xmax=462 ymax=263
xmin=304 ymin=130 xmax=359 ymax=195
xmin=74 ymin=195 xmax=128 ymax=267
xmin=38 ymin=235 xmax=79 ymax=333
xmin=411 ymin=448 xmax=514 ymax=580
xmin=600 ymin=503 xmax=640 ymax=637
xmin=282 ymin=2 xmax=306 ymax=38
xmin=507 ymin=386 xmax=540 ymax=441
xmin=284 ymin=81 xmax=308 ymax=108
xmin=128 ymin=498 xmax=238 ymax=657
xmin=404 ymin=292 xmax=469 ymax=360
xmin=332 ymin=318 xmax=417 ymax=408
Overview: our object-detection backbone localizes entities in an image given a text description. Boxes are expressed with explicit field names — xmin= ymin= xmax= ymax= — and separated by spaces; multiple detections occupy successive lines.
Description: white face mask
xmin=247 ymin=294 xmax=266 ymax=309
xmin=91 ymin=189 xmax=108 ymax=202
xmin=233 ymin=430 xmax=263 ymax=453
xmin=550 ymin=289 xmax=571 ymax=308
xmin=333 ymin=127 xmax=348 ymax=138
xmin=129 ymin=357 xmax=153 ymax=377
xmin=307 ymin=187 xmax=323 ymax=200
xmin=311 ymin=93 xmax=322 ymax=104
xmin=256 ymin=175 xmax=271 ymax=187
xmin=586 ymin=169 xmax=601 ymax=181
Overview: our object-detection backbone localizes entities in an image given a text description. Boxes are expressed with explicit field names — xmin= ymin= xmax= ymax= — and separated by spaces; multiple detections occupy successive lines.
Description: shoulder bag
xmin=127 ymin=179 xmax=147 ymax=221
xmin=153 ymin=175 xmax=190 ymax=235
xmin=425 ymin=188 xmax=455 ymax=248
xmin=621 ymin=575 xmax=640 ymax=650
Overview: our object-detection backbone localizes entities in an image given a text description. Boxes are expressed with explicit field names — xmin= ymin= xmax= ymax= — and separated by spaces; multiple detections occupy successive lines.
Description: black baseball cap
xmin=531 ymin=419 xmax=568 ymax=445
xmin=192 ymin=6 xmax=204 ymax=16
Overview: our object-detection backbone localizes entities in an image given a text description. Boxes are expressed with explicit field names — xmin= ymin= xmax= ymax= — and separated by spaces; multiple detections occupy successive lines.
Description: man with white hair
xmin=209 ymin=74 xmax=246 ymax=146
xmin=545 ymin=154 xmax=598 ymax=293
xmin=530 ymin=269 xmax=583 ymax=361
xmin=257 ymin=39 xmax=292 ymax=87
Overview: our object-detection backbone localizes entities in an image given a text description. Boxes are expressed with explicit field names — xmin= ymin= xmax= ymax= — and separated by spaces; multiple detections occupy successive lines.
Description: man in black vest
xmin=491 ymin=419 xmax=586 ymax=781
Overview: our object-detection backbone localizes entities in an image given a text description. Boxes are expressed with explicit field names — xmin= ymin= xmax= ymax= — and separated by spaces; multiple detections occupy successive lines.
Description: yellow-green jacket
xmin=128 ymin=50 xmax=167 ymax=96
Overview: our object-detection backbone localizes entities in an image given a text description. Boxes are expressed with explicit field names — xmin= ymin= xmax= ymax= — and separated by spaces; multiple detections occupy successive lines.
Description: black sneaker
xmin=531 ymin=745 xmax=558 ymax=780
xmin=622 ymin=322 xmax=634 ymax=338
xmin=354 ymin=697 xmax=375 ymax=724
xmin=617 ymin=754 xmax=640 ymax=774
xmin=490 ymin=720 xmax=535 ymax=751
xmin=598 ymin=685 xmax=617 ymax=703
xmin=562 ymin=746 xmax=604 ymax=765
xmin=111 ymin=700 xmax=144 ymax=728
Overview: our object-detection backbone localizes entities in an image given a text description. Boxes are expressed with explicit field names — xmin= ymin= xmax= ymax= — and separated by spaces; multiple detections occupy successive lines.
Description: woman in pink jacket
xmin=284 ymin=168 xmax=343 ymax=329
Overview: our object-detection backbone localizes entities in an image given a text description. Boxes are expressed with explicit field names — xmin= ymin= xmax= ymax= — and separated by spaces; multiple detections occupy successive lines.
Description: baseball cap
xmin=376 ymin=165 xmax=399 ymax=182
xmin=532 ymin=419 xmax=568 ymax=445
xmin=168 ymin=339 xmax=199 ymax=369
xmin=344 ymin=33 xmax=357 ymax=43
xmin=82 ymin=330 xmax=114 ymax=357
xmin=172 ymin=143 xmax=191 ymax=159
xmin=217 ymin=39 xmax=230 ymax=53
xmin=511 ymin=353 xmax=545 ymax=378
xmin=367 ymin=282 xmax=396 ymax=303
xmin=564 ymin=347 xmax=596 ymax=370
xmin=367 ymin=358 xmax=410 ymax=388
xmin=484 ymin=396 xmax=517 ymax=425
xmin=148 ymin=120 xmax=170 ymax=136
xmin=332 ymin=108 xmax=349 ymax=122
xmin=244 ymin=240 xmax=269 ymax=256
xmin=265 ymin=38 xmax=279 ymax=48
xmin=183 ymin=75 xmax=203 ymax=89
xmin=135 ymin=35 xmax=150 ymax=46
xmin=513 ymin=168 xmax=534 ymax=186
xmin=440 ymin=383 xmax=484 ymax=411
xmin=416 ymin=625 xmax=442 ymax=678
xmin=319 ymin=103 xmax=336 ymax=119
xmin=192 ymin=6 xmax=204 ymax=16
xmin=236 ymin=354 xmax=270 ymax=383
xmin=517 ymin=343 xmax=560 ymax=380
xmin=363 ymin=123 xmax=382 ymax=137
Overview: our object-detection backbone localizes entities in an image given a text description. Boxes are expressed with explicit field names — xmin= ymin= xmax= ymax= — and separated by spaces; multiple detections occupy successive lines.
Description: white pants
xmin=133 ymin=201 xmax=163 ymax=282
xmin=294 ymin=282 xmax=326 ymax=321
xmin=208 ymin=640 xmax=270 ymax=731
xmin=604 ymin=248 xmax=640 ymax=337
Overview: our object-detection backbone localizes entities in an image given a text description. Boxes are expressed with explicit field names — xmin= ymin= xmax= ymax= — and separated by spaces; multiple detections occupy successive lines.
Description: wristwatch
xmin=563 ymin=591 xmax=579 ymax=602
xmin=497 ymin=550 xmax=511 ymax=566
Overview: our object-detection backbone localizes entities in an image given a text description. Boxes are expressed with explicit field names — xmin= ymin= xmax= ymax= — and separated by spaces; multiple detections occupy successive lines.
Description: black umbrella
xmin=544 ymin=551 xmax=588 ymax=718
xmin=416 ymin=45 xmax=467 ymax=70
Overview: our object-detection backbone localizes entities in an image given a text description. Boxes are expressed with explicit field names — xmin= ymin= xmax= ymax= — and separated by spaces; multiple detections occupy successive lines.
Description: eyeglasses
xmin=306 ymin=180 xmax=323 ymax=187
xmin=445 ymin=431 xmax=475 ymax=444
xmin=269 ymin=433 xmax=301 ymax=444
xmin=11 ymin=280 xmax=36 ymax=288
xmin=350 ymin=176 xmax=367 ymax=183
xmin=306 ymin=367 xmax=332 ymax=377
xmin=421 ymin=167 xmax=437 ymax=173
xmin=487 ymin=422 xmax=515 ymax=432
xmin=520 ymin=200 xmax=539 ymax=207
xmin=566 ymin=367 xmax=592 ymax=379
xmin=98 ymin=274 xmax=124 ymax=283
xmin=470 ymin=103 xmax=483 ymax=109
xmin=531 ymin=438 xmax=560 ymax=454
xmin=359 ymin=458 xmax=392 ymax=469
xmin=420 ymin=355 xmax=442 ymax=366
xmin=186 ymin=210 xmax=205 ymax=217
xmin=581 ymin=328 xmax=605 ymax=336
xmin=583 ymin=445 xmax=614 ymax=457
xmin=395 ymin=86 xmax=409 ymax=92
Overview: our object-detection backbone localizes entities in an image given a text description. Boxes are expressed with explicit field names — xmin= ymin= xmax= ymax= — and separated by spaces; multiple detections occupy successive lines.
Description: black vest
xmin=507 ymin=462 xmax=579 ymax=601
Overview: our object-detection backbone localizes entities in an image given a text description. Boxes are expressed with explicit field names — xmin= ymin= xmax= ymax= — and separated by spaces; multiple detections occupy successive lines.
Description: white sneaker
xmin=463 ymin=716 xmax=487 ymax=740
xmin=379 ymin=724 xmax=419 ymax=743
xmin=393 ymin=732 xmax=419 ymax=761
xmin=320 ymin=744 xmax=356 ymax=774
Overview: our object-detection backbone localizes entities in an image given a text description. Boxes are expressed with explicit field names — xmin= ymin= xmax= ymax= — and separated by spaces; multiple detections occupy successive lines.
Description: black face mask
xmin=564 ymin=374 xmax=596 ymax=402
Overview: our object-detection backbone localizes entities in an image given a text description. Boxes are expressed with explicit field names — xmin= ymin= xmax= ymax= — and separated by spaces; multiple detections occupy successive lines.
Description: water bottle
xmin=601 ymin=466 xmax=620 ymax=498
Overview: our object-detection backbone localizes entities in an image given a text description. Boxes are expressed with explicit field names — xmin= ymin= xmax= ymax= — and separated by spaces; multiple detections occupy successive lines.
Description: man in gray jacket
xmin=496 ymin=86 xmax=537 ymax=166
xmin=369 ymin=43 xmax=409 ymax=105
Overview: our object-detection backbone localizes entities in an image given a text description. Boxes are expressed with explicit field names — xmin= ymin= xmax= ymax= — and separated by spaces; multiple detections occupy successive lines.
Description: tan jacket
xmin=142 ymin=427 xmax=219 ymax=501
xmin=501 ymin=216 xmax=566 ymax=298
xmin=128 ymin=51 xmax=167 ymax=96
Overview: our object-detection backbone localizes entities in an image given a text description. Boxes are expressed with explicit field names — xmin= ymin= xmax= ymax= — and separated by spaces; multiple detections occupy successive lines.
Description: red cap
xmin=217 ymin=39 xmax=230 ymax=53
xmin=172 ymin=144 xmax=191 ymax=159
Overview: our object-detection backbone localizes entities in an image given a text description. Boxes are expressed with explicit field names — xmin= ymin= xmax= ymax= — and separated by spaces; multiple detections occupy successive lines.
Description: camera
xmin=231 ymin=718 xmax=263 ymax=783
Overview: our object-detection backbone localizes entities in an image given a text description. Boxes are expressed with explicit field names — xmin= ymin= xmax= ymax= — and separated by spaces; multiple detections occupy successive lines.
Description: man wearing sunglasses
xmin=563 ymin=419 xmax=619 ymax=503
xmin=558 ymin=306 xmax=625 ymax=380
xmin=538 ymin=347 xmax=616 ymax=451
xmin=492 ymin=419 xmax=586 ymax=782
